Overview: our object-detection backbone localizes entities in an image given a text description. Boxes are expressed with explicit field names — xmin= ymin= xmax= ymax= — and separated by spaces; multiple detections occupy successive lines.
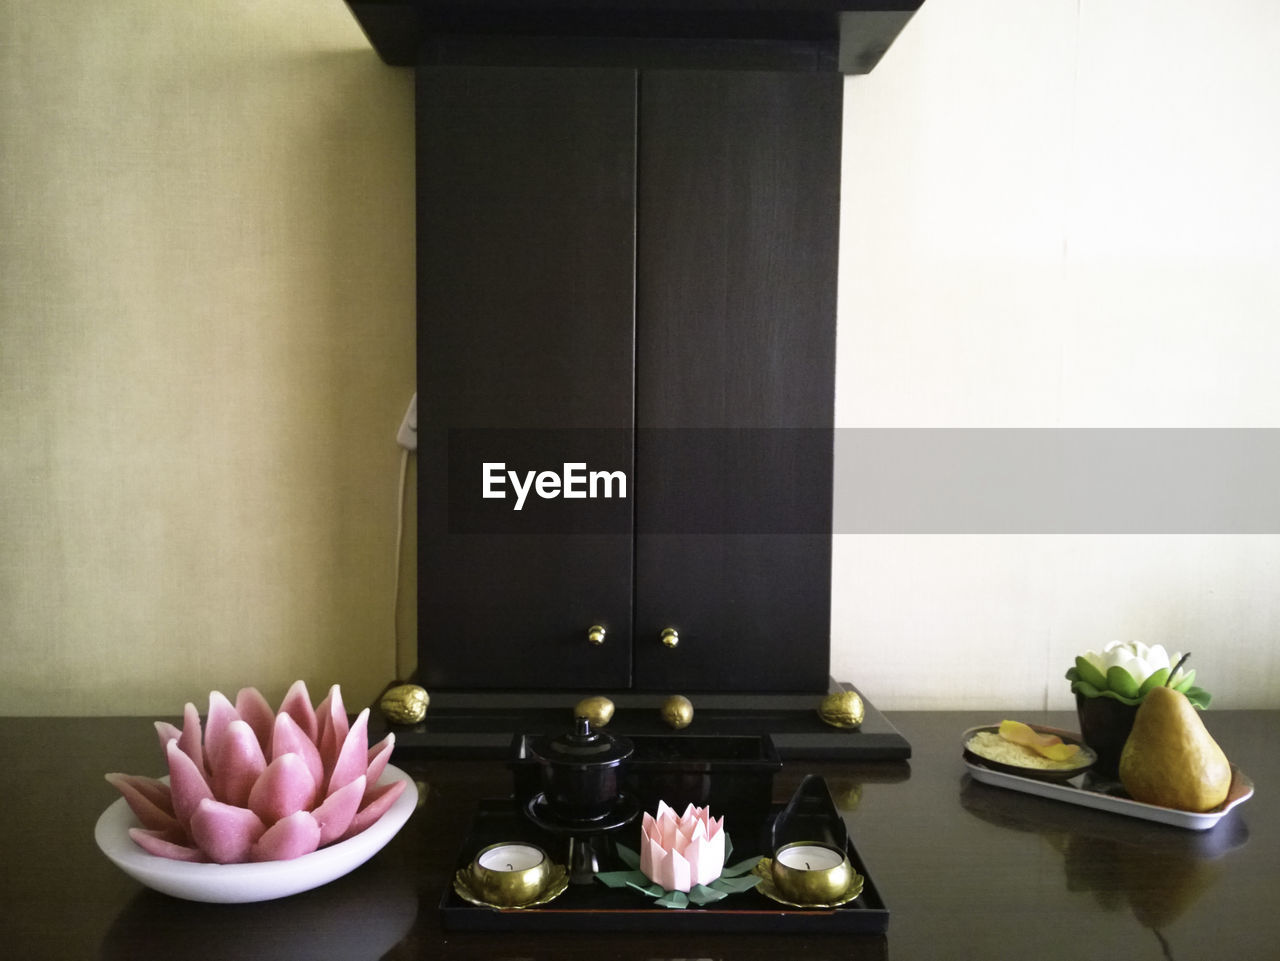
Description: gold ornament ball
xmin=660 ymin=695 xmax=694 ymax=729
xmin=379 ymin=683 xmax=430 ymax=725
xmin=818 ymin=691 xmax=865 ymax=729
xmin=827 ymin=778 xmax=864 ymax=811
xmin=574 ymin=695 xmax=616 ymax=727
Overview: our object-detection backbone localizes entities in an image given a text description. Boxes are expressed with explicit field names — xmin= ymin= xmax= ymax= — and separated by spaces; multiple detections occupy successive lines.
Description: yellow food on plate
xmin=966 ymin=728 xmax=1090 ymax=771
xmin=997 ymin=719 xmax=1081 ymax=762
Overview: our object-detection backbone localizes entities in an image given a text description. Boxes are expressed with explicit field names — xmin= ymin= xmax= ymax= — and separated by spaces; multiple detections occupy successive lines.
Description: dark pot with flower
xmin=1066 ymin=642 xmax=1210 ymax=779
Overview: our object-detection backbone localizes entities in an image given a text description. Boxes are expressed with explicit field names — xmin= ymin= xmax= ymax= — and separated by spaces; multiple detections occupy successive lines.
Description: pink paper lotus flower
xmin=639 ymin=801 xmax=726 ymax=893
xmin=105 ymin=680 xmax=402 ymax=863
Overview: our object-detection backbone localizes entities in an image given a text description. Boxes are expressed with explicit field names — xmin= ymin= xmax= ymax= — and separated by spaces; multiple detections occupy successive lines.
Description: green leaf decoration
xmin=1073 ymin=656 xmax=1108 ymax=692
xmin=596 ymin=869 xmax=646 ymax=889
xmin=1138 ymin=668 xmax=1170 ymax=696
xmin=1067 ymin=667 xmax=1211 ymax=709
xmin=1067 ymin=674 xmax=1108 ymax=699
xmin=594 ymin=831 xmax=763 ymax=909
xmin=1105 ymin=664 xmax=1141 ymax=699
xmin=655 ymin=890 xmax=689 ymax=909
xmin=709 ymin=873 xmax=764 ymax=895
xmin=721 ymin=856 xmax=762 ymax=878
xmin=687 ymin=884 xmax=728 ymax=906
xmin=1184 ymin=686 xmax=1211 ymax=709
xmin=626 ymin=879 xmax=667 ymax=897
xmin=614 ymin=843 xmax=641 ymax=870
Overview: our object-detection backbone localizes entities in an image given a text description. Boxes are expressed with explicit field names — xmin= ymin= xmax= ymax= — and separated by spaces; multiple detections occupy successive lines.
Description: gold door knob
xmin=587 ymin=625 xmax=607 ymax=646
xmin=660 ymin=627 xmax=679 ymax=649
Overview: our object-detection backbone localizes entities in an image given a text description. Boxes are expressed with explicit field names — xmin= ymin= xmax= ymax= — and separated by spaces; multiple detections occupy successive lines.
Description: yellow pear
xmin=1119 ymin=685 xmax=1231 ymax=812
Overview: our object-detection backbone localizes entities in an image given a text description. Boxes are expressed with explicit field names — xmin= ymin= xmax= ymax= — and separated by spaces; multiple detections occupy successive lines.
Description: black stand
xmin=372 ymin=680 xmax=911 ymax=762
xmin=524 ymin=792 xmax=641 ymax=885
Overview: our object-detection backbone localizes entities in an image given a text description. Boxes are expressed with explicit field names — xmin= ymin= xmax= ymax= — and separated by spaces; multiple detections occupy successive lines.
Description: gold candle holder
xmin=468 ymin=842 xmax=551 ymax=906
xmin=770 ymin=841 xmax=853 ymax=904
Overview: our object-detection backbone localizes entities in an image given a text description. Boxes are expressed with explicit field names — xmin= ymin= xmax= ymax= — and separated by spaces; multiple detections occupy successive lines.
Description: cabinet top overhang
xmin=343 ymin=1 xmax=923 ymax=74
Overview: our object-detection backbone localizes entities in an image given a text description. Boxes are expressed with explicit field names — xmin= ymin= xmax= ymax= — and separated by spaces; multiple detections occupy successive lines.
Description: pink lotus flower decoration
xmin=639 ymin=801 xmax=726 ymax=893
xmin=105 ymin=681 xmax=402 ymax=863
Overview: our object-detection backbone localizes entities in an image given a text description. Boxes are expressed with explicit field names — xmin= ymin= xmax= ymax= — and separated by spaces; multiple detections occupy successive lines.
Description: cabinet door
xmin=633 ymin=70 xmax=841 ymax=692
xmin=416 ymin=66 xmax=637 ymax=689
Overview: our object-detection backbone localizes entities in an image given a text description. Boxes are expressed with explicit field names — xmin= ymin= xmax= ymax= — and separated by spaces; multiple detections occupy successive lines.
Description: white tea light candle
xmin=775 ymin=844 xmax=845 ymax=871
xmin=477 ymin=844 xmax=545 ymax=872
xmin=771 ymin=841 xmax=852 ymax=904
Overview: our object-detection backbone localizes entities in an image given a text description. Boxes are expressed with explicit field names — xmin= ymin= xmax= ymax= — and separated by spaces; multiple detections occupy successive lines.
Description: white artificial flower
xmin=1079 ymin=640 xmax=1187 ymax=689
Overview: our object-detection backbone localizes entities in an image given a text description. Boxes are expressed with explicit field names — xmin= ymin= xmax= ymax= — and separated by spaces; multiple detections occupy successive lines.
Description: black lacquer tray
xmin=440 ymin=799 xmax=889 ymax=933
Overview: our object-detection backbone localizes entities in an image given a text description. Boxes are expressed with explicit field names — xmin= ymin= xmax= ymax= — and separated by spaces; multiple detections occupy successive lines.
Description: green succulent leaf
xmin=1106 ymin=664 xmax=1142 ymax=699
xmin=1173 ymin=668 xmax=1197 ymax=692
xmin=1068 ymin=677 xmax=1103 ymax=698
xmin=1073 ymin=656 xmax=1108 ymax=692
xmin=1066 ymin=669 xmax=1104 ymax=698
xmin=1184 ymin=686 xmax=1211 ymax=709
xmin=1069 ymin=666 xmax=1212 ymax=709
xmin=1138 ymin=668 xmax=1169 ymax=696
xmin=1069 ymin=670 xmax=1148 ymax=706
xmin=1083 ymin=686 xmax=1142 ymax=705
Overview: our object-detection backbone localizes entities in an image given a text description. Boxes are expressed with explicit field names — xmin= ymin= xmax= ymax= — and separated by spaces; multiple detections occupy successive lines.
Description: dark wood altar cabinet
xmin=344 ymin=1 xmax=923 ymax=759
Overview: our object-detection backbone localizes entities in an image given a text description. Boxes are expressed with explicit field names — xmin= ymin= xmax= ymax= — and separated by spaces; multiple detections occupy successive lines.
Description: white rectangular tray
xmin=963 ymin=759 xmax=1253 ymax=831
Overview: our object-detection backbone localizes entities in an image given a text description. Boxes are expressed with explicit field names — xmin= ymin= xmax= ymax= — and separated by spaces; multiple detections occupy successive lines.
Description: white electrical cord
xmin=393 ymin=446 xmax=410 ymax=679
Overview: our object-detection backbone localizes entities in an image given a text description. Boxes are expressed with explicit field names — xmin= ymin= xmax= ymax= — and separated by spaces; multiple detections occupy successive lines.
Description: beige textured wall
xmin=1 ymin=1 xmax=416 ymax=714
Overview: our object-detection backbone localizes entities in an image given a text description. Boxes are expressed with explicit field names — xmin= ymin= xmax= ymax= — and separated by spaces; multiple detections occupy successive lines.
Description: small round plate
xmin=94 ymin=765 xmax=418 ymax=903
xmin=750 ymin=858 xmax=865 ymax=909
xmin=453 ymin=863 xmax=569 ymax=910
xmin=962 ymin=724 xmax=1097 ymax=783
xmin=523 ymin=792 xmax=640 ymax=834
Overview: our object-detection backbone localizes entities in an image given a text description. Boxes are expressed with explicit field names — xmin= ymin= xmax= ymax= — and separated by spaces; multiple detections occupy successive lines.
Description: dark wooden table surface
xmin=2 ymin=710 xmax=1275 ymax=960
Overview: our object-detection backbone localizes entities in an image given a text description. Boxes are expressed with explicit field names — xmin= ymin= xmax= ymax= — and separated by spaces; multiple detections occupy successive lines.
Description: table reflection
xmin=99 ymin=860 xmax=418 ymax=961
xmin=960 ymin=775 xmax=1248 ymax=960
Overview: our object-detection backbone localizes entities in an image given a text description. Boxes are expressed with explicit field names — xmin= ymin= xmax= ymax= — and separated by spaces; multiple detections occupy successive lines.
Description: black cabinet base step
xmin=371 ymin=679 xmax=910 ymax=761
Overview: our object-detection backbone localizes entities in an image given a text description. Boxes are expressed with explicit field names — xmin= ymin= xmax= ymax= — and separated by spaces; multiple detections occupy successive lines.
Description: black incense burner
xmin=526 ymin=717 xmax=634 ymax=822
xmin=523 ymin=717 xmax=637 ymax=883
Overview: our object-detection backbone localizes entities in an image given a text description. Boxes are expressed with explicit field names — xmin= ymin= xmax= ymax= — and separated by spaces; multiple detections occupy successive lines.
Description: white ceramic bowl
xmin=95 ymin=764 xmax=417 ymax=903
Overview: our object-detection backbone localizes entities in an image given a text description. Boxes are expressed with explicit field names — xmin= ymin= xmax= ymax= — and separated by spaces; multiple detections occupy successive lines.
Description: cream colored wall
xmin=0 ymin=1 xmax=416 ymax=714
xmin=4 ymin=0 xmax=1278 ymax=716
xmin=831 ymin=0 xmax=1280 ymax=708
